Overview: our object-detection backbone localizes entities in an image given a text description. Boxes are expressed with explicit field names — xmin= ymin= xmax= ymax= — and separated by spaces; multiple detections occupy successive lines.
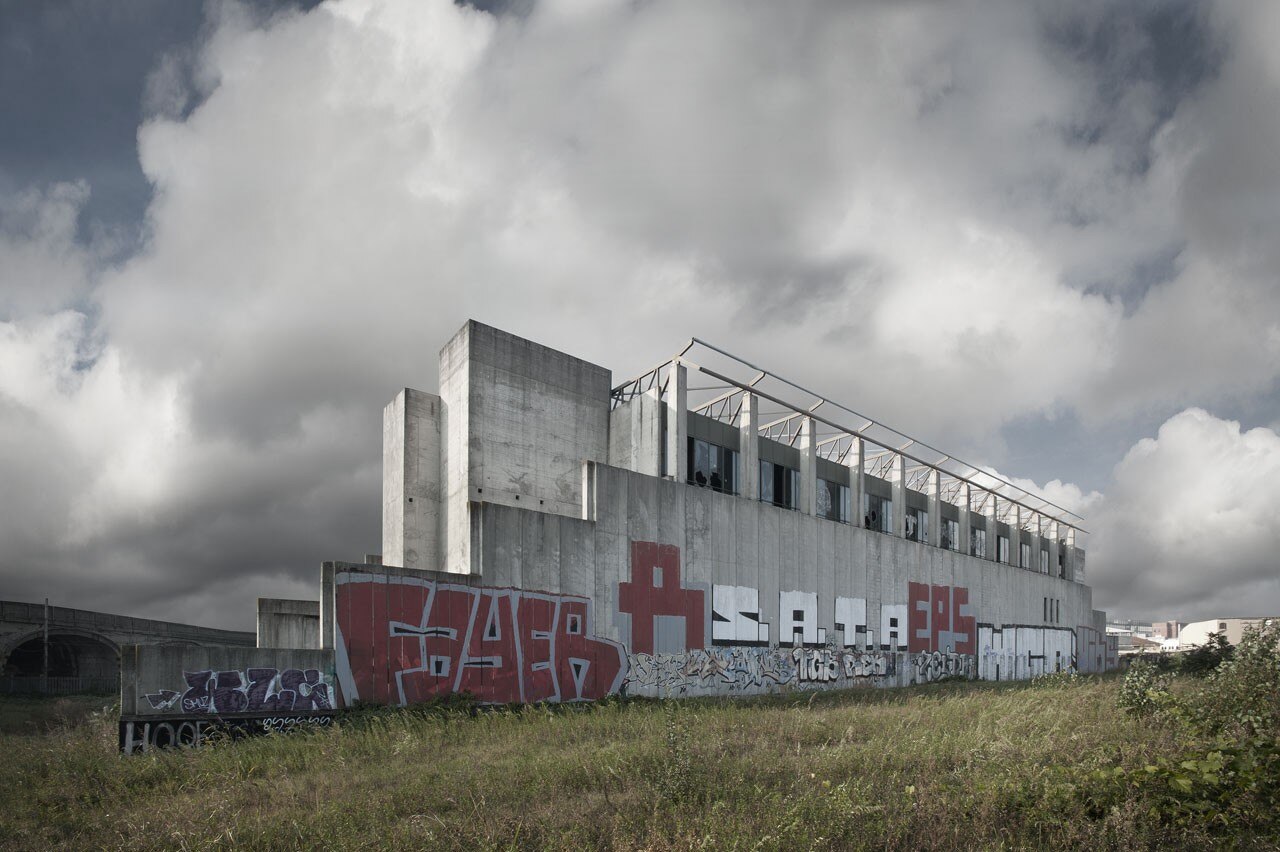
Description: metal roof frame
xmin=612 ymin=337 xmax=1088 ymax=533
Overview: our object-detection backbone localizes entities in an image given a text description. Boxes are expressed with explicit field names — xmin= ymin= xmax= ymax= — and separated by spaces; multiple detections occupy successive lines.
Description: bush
xmin=1186 ymin=620 xmax=1280 ymax=739
xmin=1117 ymin=657 xmax=1175 ymax=720
xmin=1179 ymin=631 xmax=1234 ymax=676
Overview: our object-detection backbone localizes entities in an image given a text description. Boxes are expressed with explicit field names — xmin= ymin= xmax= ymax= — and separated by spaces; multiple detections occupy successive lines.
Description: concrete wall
xmin=441 ymin=321 xmax=611 ymax=574
xmin=256 ymin=598 xmax=320 ymax=649
xmin=326 ymin=460 xmax=1111 ymax=707
xmin=382 ymin=388 xmax=443 ymax=571
xmin=119 ymin=644 xmax=336 ymax=752
xmin=121 ymin=644 xmax=335 ymax=718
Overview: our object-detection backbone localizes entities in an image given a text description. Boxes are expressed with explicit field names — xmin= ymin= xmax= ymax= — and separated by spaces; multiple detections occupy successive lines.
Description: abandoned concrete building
xmin=120 ymin=319 xmax=1117 ymax=749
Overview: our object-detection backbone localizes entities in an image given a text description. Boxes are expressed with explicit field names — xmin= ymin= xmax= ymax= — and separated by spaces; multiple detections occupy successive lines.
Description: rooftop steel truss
xmin=612 ymin=337 xmax=1087 ymax=535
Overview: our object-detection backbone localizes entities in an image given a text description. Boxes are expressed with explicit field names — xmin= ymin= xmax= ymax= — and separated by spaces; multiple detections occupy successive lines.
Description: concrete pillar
xmin=798 ymin=416 xmax=816 ymax=515
xmin=850 ymin=438 xmax=865 ymax=527
xmin=959 ymin=483 xmax=971 ymax=556
xmin=987 ymin=493 xmax=1000 ymax=563
xmin=1012 ymin=504 xmax=1023 ymax=568
xmin=892 ymin=454 xmax=906 ymax=538
xmin=928 ymin=469 xmax=941 ymax=548
xmin=664 ymin=363 xmax=687 ymax=481
xmin=383 ymin=388 xmax=442 ymax=571
xmin=740 ymin=393 xmax=759 ymax=500
xmin=1032 ymin=513 xmax=1044 ymax=574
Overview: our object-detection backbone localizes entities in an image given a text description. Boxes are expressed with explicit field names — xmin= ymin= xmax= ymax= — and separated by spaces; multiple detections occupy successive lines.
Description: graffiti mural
xmin=792 ymin=647 xmax=895 ymax=683
xmin=1074 ymin=624 xmax=1116 ymax=674
xmin=976 ymin=625 xmax=1074 ymax=681
xmin=911 ymin=650 xmax=976 ymax=683
xmin=624 ymin=646 xmax=897 ymax=696
xmin=908 ymin=583 xmax=975 ymax=655
xmin=618 ymin=541 xmax=705 ymax=653
xmin=144 ymin=667 xmax=333 ymax=714
xmin=624 ymin=647 xmax=795 ymax=696
xmin=119 ymin=714 xmax=334 ymax=753
xmin=334 ymin=572 xmax=626 ymax=706
xmin=712 ymin=585 xmax=770 ymax=644
xmin=779 ymin=590 xmax=826 ymax=646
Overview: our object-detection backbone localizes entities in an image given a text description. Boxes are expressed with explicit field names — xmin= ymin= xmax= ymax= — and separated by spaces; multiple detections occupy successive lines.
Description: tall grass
xmin=0 ymin=677 xmax=1256 ymax=850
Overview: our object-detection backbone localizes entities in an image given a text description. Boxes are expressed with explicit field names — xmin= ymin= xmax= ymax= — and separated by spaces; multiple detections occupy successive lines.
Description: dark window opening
xmin=687 ymin=437 xmax=738 ymax=494
xmin=906 ymin=507 xmax=928 ymax=542
xmin=760 ymin=460 xmax=798 ymax=509
xmin=817 ymin=478 xmax=850 ymax=522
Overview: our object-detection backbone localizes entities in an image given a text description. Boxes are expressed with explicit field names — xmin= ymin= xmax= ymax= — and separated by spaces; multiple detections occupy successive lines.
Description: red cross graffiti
xmin=617 ymin=541 xmax=704 ymax=654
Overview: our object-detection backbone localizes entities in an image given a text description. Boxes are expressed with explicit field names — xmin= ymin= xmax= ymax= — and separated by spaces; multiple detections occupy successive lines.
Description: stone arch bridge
xmin=1 ymin=599 xmax=254 ymax=694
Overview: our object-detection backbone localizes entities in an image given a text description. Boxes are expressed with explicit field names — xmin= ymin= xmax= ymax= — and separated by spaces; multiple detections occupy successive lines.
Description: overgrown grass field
xmin=0 ymin=672 xmax=1275 ymax=850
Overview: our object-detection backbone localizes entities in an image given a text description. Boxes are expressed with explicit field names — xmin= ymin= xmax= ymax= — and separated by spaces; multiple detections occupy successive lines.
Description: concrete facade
xmin=119 ymin=644 xmax=336 ymax=752
xmin=438 ymin=322 xmax=611 ymax=576
xmin=123 ymin=319 xmax=1117 ymax=748
xmin=256 ymin=598 xmax=320 ymax=649
xmin=327 ymin=320 xmax=1115 ymax=707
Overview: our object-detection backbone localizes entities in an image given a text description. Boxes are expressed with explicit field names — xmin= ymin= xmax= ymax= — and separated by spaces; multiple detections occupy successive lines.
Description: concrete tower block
xmin=440 ymin=320 xmax=611 ymax=575
xmin=382 ymin=388 xmax=443 ymax=571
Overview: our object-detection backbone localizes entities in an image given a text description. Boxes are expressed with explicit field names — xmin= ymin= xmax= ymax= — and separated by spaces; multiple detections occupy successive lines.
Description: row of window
xmin=687 ymin=439 xmax=1067 ymax=575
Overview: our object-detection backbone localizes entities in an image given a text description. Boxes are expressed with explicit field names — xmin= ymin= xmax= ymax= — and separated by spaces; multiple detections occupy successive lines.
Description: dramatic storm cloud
xmin=1 ymin=0 xmax=1277 ymax=627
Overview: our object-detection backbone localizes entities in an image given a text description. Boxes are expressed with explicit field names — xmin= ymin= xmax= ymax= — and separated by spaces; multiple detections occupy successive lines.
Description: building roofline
xmin=613 ymin=337 xmax=1088 ymax=533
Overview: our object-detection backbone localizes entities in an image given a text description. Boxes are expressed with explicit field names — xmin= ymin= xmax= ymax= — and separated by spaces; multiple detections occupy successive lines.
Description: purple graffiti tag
xmin=181 ymin=670 xmax=213 ymax=713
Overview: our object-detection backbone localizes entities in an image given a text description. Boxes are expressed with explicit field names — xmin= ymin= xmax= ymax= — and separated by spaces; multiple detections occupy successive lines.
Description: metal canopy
xmin=612 ymin=337 xmax=1088 ymax=534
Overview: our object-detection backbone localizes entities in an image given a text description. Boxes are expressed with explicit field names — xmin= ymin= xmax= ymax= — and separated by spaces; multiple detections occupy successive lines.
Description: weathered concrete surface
xmin=120 ymin=644 xmax=335 ymax=718
xmin=441 ymin=321 xmax=611 ymax=575
xmin=2 ymin=599 xmax=254 ymax=680
xmin=256 ymin=598 xmax=320 ymax=649
xmin=119 ymin=644 xmax=337 ymax=753
xmin=382 ymin=388 xmax=443 ymax=572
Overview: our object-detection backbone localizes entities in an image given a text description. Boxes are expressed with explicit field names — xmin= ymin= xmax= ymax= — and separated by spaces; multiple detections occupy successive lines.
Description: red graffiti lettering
xmin=617 ymin=541 xmax=704 ymax=653
xmin=908 ymin=582 xmax=975 ymax=655
xmin=334 ymin=575 xmax=626 ymax=706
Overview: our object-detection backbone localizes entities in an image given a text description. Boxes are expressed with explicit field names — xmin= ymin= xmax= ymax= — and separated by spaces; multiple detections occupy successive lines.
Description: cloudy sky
xmin=2 ymin=0 xmax=1278 ymax=630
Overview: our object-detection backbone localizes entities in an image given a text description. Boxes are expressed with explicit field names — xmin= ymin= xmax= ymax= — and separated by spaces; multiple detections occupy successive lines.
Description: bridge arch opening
xmin=3 ymin=633 xmax=119 ymax=679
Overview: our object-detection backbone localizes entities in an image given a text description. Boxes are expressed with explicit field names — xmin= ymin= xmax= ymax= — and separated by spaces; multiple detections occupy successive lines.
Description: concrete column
xmin=798 ymin=416 xmax=816 ymax=515
xmin=987 ymin=493 xmax=1000 ymax=563
xmin=928 ymin=469 xmax=941 ymax=548
xmin=739 ymin=393 xmax=759 ymax=500
xmin=1012 ymin=504 xmax=1023 ymax=568
xmin=892 ymin=454 xmax=906 ymax=538
xmin=959 ymin=483 xmax=971 ymax=556
xmin=664 ymin=363 xmax=687 ymax=481
xmin=1032 ymin=513 xmax=1044 ymax=573
xmin=851 ymin=438 xmax=865 ymax=527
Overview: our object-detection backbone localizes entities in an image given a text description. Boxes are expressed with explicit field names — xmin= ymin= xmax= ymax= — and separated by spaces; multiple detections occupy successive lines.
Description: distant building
xmin=1180 ymin=617 xmax=1277 ymax=649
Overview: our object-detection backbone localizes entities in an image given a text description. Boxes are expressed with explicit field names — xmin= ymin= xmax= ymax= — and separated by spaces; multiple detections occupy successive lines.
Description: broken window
xmin=687 ymin=437 xmax=738 ymax=494
xmin=817 ymin=478 xmax=850 ymax=522
xmin=905 ymin=507 xmax=928 ymax=542
xmin=941 ymin=518 xmax=959 ymax=551
xmin=760 ymin=460 xmax=798 ymax=509
xmin=863 ymin=493 xmax=892 ymax=533
xmin=970 ymin=528 xmax=987 ymax=558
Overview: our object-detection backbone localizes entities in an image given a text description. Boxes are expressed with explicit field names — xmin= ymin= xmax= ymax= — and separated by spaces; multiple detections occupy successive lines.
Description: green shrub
xmin=1185 ymin=620 xmax=1280 ymax=739
xmin=1179 ymin=631 xmax=1234 ymax=677
xmin=1118 ymin=657 xmax=1175 ymax=720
